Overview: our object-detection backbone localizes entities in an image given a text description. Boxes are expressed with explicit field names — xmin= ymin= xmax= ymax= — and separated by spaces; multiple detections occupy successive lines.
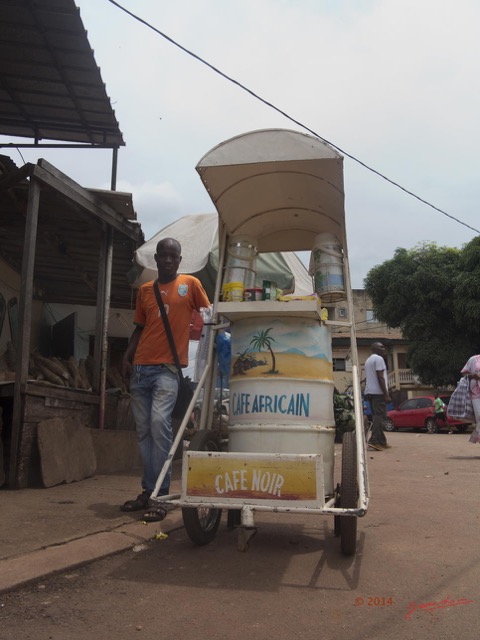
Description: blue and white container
xmin=228 ymin=316 xmax=335 ymax=494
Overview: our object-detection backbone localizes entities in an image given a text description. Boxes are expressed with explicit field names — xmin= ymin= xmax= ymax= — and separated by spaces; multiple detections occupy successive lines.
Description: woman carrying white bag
xmin=457 ymin=355 xmax=480 ymax=444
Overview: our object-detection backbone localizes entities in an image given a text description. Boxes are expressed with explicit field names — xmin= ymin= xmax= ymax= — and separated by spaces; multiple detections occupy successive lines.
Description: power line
xmin=106 ymin=0 xmax=480 ymax=236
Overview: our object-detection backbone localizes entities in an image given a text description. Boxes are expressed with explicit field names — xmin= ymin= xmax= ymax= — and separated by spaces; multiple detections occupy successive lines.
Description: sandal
xmin=142 ymin=504 xmax=176 ymax=522
xmin=120 ymin=491 xmax=151 ymax=512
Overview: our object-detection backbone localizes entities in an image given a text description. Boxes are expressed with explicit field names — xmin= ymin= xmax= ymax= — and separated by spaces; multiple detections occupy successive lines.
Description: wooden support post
xmin=93 ymin=226 xmax=113 ymax=429
xmin=9 ymin=178 xmax=40 ymax=488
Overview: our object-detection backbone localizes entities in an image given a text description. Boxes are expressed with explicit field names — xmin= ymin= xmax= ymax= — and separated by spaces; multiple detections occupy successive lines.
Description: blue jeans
xmin=130 ymin=365 xmax=179 ymax=495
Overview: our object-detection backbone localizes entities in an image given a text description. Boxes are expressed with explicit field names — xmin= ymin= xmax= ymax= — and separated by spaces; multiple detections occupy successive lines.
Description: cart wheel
xmin=182 ymin=430 xmax=222 ymax=546
xmin=339 ymin=430 xmax=358 ymax=555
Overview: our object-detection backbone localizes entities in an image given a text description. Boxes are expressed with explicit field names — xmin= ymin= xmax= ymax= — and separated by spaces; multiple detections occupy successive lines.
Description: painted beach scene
xmin=230 ymin=317 xmax=333 ymax=382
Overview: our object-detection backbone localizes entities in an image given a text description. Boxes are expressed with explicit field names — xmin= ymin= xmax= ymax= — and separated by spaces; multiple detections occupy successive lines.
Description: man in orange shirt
xmin=121 ymin=237 xmax=210 ymax=520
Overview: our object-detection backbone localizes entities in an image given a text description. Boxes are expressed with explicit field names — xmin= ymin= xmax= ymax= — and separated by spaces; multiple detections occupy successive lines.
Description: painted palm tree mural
xmin=230 ymin=318 xmax=331 ymax=385
xmin=250 ymin=328 xmax=279 ymax=374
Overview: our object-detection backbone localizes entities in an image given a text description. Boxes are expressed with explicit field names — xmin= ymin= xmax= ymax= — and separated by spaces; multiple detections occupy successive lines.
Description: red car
xmin=385 ymin=395 xmax=470 ymax=434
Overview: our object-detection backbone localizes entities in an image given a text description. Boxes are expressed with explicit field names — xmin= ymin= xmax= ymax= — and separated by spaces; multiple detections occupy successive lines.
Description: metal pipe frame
xmin=342 ymin=239 xmax=370 ymax=512
xmin=148 ymin=497 xmax=366 ymax=518
xmin=150 ymin=362 xmax=212 ymax=499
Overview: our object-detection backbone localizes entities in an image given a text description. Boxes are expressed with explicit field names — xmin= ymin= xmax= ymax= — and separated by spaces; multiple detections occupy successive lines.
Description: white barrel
xmin=223 ymin=235 xmax=257 ymax=290
xmin=310 ymin=232 xmax=346 ymax=302
xmin=227 ymin=316 xmax=335 ymax=494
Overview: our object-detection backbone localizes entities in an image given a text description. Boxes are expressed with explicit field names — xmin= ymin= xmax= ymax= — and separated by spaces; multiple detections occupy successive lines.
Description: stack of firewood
xmin=0 ymin=342 xmax=127 ymax=393
xmin=30 ymin=354 xmax=93 ymax=390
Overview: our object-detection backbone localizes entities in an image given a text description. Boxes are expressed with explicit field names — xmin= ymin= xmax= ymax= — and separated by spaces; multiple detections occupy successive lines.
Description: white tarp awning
xmin=132 ymin=213 xmax=313 ymax=298
xmin=135 ymin=213 xmax=217 ymax=276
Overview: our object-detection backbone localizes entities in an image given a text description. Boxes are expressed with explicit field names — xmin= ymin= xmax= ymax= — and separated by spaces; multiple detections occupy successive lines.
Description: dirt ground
xmin=1 ymin=431 xmax=479 ymax=640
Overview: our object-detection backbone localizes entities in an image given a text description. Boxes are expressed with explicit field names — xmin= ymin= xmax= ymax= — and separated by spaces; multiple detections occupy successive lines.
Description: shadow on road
xmin=106 ymin=516 xmax=366 ymax=594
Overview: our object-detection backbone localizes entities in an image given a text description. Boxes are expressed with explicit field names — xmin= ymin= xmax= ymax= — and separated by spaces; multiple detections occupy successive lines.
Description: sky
xmin=4 ymin=0 xmax=480 ymax=288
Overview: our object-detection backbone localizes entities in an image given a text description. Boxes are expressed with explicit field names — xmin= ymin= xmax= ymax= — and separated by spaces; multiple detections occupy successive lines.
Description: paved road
xmin=1 ymin=431 xmax=479 ymax=640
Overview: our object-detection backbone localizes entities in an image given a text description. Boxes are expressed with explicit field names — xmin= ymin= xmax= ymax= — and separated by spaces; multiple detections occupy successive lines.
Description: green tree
xmin=364 ymin=240 xmax=480 ymax=387
xmin=453 ymin=236 xmax=480 ymax=329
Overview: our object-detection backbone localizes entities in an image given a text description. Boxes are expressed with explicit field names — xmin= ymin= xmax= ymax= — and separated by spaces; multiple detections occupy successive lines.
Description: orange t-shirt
xmin=133 ymin=276 xmax=210 ymax=367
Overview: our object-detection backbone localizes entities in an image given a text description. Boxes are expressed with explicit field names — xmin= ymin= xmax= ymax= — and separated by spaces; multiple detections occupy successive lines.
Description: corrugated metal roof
xmin=0 ymin=0 xmax=124 ymax=146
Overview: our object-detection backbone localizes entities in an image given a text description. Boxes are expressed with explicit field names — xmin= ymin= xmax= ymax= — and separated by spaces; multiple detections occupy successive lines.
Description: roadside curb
xmin=0 ymin=509 xmax=184 ymax=595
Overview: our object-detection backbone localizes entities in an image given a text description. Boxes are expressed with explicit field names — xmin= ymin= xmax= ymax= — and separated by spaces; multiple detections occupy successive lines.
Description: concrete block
xmin=37 ymin=417 xmax=96 ymax=487
xmin=89 ymin=428 xmax=142 ymax=474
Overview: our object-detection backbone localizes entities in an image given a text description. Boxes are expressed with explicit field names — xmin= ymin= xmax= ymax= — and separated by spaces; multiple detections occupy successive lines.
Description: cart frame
xmin=149 ymin=129 xmax=370 ymax=553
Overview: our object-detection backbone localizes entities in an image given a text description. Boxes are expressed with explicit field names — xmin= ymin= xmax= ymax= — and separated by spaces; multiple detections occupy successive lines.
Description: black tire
xmin=339 ymin=430 xmax=358 ymax=555
xmin=182 ymin=430 xmax=222 ymax=545
xmin=384 ymin=418 xmax=396 ymax=432
xmin=456 ymin=425 xmax=468 ymax=433
xmin=425 ymin=417 xmax=439 ymax=434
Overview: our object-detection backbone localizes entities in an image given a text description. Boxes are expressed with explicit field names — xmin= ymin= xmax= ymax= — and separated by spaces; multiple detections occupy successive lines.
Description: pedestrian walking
xmin=433 ymin=392 xmax=448 ymax=431
xmin=364 ymin=342 xmax=392 ymax=451
xmin=462 ymin=355 xmax=480 ymax=444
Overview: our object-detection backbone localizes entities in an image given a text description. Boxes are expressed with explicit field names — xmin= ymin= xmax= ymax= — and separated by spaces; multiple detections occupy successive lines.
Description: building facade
xmin=329 ymin=289 xmax=431 ymax=406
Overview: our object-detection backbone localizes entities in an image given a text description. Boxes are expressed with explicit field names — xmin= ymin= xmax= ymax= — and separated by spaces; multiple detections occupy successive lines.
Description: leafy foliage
xmin=364 ymin=240 xmax=480 ymax=386
xmin=454 ymin=236 xmax=480 ymax=330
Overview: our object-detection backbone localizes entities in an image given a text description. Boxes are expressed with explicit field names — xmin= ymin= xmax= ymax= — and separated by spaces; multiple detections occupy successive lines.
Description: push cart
xmin=150 ymin=129 xmax=369 ymax=555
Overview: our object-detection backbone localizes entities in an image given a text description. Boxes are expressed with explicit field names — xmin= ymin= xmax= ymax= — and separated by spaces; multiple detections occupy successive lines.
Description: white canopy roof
xmin=196 ymin=128 xmax=345 ymax=253
xmin=133 ymin=213 xmax=313 ymax=297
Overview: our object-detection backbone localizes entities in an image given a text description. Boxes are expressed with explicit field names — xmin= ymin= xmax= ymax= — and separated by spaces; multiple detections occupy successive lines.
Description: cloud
xmin=10 ymin=0 xmax=480 ymax=288
xmin=113 ymin=179 xmax=204 ymax=240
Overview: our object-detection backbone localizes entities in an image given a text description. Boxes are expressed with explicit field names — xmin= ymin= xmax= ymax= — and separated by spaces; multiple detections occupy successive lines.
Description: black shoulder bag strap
xmin=153 ymin=280 xmax=184 ymax=381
